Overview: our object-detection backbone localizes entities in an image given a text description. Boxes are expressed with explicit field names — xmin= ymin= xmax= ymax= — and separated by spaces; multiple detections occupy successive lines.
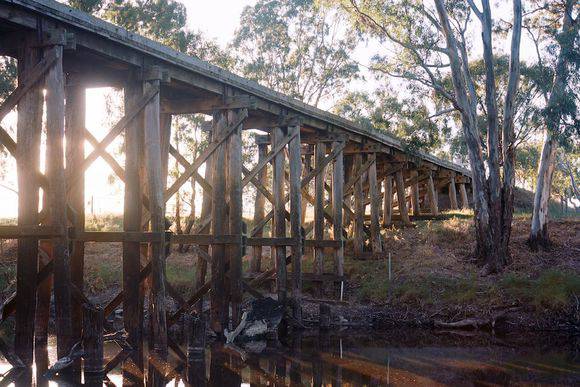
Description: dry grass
xmin=347 ymin=214 xmax=580 ymax=317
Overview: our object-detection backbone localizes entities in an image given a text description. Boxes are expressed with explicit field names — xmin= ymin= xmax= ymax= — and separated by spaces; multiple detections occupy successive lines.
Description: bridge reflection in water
xmin=1 ymin=330 xmax=577 ymax=386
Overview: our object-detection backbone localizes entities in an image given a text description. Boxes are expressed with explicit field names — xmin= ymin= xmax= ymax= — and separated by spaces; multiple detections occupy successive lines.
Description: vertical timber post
xmin=123 ymin=75 xmax=145 ymax=383
xmin=368 ymin=153 xmax=382 ymax=253
xmin=411 ymin=170 xmax=421 ymax=216
xmin=395 ymin=170 xmax=410 ymax=225
xmin=195 ymin=151 xmax=213 ymax=313
xmin=353 ymin=153 xmax=365 ymax=254
xmin=449 ymin=172 xmax=458 ymax=210
xmin=65 ymin=76 xmax=85 ymax=382
xmin=301 ymin=148 xmax=312 ymax=224
xmin=210 ymin=111 xmax=228 ymax=334
xmin=332 ymin=141 xmax=345 ymax=293
xmin=15 ymin=32 xmax=42 ymax=376
xmin=45 ymin=31 xmax=73 ymax=358
xmin=142 ymin=67 xmax=167 ymax=385
xmin=227 ymin=107 xmax=244 ymax=326
xmin=287 ymin=122 xmax=303 ymax=323
xmin=250 ymin=140 xmax=268 ymax=273
xmin=427 ymin=173 xmax=439 ymax=216
xmin=383 ymin=176 xmax=393 ymax=226
xmin=314 ymin=142 xmax=326 ymax=295
xmin=272 ymin=126 xmax=287 ymax=305
xmin=459 ymin=181 xmax=469 ymax=209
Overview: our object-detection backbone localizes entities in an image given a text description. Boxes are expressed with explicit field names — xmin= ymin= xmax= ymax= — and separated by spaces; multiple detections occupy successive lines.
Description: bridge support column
xmin=332 ymin=140 xmax=345 ymax=290
xmin=123 ymin=75 xmax=145 ymax=384
xmin=65 ymin=76 xmax=86 ymax=382
xmin=459 ymin=182 xmax=469 ymax=209
xmin=383 ymin=175 xmax=393 ymax=226
xmin=411 ymin=170 xmax=421 ymax=216
xmin=288 ymin=123 xmax=303 ymax=323
xmin=368 ymin=153 xmax=382 ymax=252
xmin=15 ymin=33 xmax=42 ymax=384
xmin=449 ymin=172 xmax=459 ymax=210
xmin=314 ymin=142 xmax=327 ymax=295
xmin=427 ymin=173 xmax=439 ymax=216
xmin=142 ymin=68 xmax=167 ymax=386
xmin=45 ymin=35 xmax=74 ymax=360
xmin=353 ymin=153 xmax=365 ymax=254
xmin=273 ymin=126 xmax=287 ymax=304
xmin=395 ymin=169 xmax=411 ymax=225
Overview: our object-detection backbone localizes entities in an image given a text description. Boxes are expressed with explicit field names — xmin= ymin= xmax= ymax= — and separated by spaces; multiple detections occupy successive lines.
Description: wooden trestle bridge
xmin=0 ymin=0 xmax=472 ymax=385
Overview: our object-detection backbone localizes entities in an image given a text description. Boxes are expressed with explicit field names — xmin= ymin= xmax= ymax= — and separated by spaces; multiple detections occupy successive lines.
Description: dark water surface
xmin=1 ymin=329 xmax=578 ymax=386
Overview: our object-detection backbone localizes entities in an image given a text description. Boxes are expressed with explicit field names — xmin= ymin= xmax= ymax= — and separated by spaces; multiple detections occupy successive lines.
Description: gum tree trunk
xmin=529 ymin=0 xmax=575 ymax=250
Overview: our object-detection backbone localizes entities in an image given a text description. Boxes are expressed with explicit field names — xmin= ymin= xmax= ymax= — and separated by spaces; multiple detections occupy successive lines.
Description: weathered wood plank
xmin=314 ymin=142 xmax=326 ymax=296
xmin=395 ymin=170 xmax=411 ymax=225
xmin=142 ymin=70 xmax=168 ymax=384
xmin=368 ymin=154 xmax=382 ymax=253
xmin=272 ymin=126 xmax=287 ymax=304
xmin=427 ymin=173 xmax=439 ymax=216
xmin=288 ymin=124 xmax=303 ymax=323
xmin=45 ymin=40 xmax=73 ymax=358
xmin=353 ymin=153 xmax=365 ymax=254
xmin=122 ymin=76 xmax=145 ymax=382
xmin=448 ymin=172 xmax=458 ymax=210
xmin=65 ymin=79 xmax=85 ymax=381
xmin=410 ymin=170 xmax=421 ymax=216
xmin=210 ymin=111 xmax=228 ymax=334
xmin=459 ymin=182 xmax=469 ymax=209
xmin=383 ymin=175 xmax=393 ymax=226
xmin=227 ymin=107 xmax=244 ymax=325
xmin=332 ymin=141 xmax=345 ymax=280
xmin=14 ymin=33 xmax=42 ymax=372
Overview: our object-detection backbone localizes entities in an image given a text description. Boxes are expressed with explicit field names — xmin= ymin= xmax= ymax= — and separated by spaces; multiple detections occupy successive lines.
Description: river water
xmin=0 ymin=329 xmax=578 ymax=386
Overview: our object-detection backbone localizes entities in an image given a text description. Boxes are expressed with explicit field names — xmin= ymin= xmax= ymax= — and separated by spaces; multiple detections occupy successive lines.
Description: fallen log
xmin=434 ymin=307 xmax=521 ymax=330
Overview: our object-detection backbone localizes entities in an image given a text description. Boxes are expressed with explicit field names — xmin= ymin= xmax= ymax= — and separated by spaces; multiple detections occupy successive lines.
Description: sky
xmin=0 ymin=0 xmax=543 ymax=219
xmin=183 ymin=0 xmax=256 ymax=47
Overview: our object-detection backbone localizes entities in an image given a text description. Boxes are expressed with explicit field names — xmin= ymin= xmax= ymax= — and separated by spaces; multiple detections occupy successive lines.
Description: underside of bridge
xmin=0 ymin=0 xmax=472 ymax=385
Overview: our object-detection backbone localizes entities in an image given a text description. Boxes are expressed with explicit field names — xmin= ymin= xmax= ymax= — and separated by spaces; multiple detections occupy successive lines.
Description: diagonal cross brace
xmin=0 ymin=47 xmax=59 ymax=122
xmin=163 ymin=108 xmax=248 ymax=203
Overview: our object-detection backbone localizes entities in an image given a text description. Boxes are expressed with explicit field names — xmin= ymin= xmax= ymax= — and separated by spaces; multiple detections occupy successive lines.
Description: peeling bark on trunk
xmin=529 ymin=0 xmax=575 ymax=250
xmin=435 ymin=0 xmax=521 ymax=273
xmin=529 ymin=132 xmax=557 ymax=250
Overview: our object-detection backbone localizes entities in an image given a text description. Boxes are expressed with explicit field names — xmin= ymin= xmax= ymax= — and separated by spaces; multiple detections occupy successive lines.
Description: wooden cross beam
xmin=0 ymin=47 xmax=59 ymax=122
xmin=163 ymin=109 xmax=248 ymax=202
xmin=169 ymin=144 xmax=213 ymax=194
xmin=241 ymin=129 xmax=298 ymax=188
xmin=65 ymin=84 xmax=160 ymax=190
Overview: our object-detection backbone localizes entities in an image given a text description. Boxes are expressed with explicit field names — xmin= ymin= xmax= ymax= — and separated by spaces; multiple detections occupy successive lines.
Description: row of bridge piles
xmin=1 ymin=29 xmax=471 ymax=385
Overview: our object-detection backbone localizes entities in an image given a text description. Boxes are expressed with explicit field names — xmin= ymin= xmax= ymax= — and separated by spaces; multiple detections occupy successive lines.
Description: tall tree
xmin=334 ymin=88 xmax=451 ymax=154
xmin=335 ymin=0 xmax=523 ymax=273
xmin=527 ymin=0 xmax=579 ymax=249
xmin=231 ymin=0 xmax=359 ymax=107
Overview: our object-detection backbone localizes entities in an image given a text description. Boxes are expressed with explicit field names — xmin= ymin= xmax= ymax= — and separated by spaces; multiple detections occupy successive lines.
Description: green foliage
xmin=500 ymin=270 xmax=580 ymax=309
xmin=334 ymin=87 xmax=451 ymax=154
xmin=231 ymin=0 xmax=359 ymax=106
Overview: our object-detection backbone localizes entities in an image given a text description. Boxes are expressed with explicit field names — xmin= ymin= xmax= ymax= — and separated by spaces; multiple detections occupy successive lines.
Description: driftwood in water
xmin=434 ymin=307 xmax=521 ymax=330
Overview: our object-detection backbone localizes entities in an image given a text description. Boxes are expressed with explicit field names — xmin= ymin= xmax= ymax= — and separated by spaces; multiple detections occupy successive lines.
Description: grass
xmin=500 ymin=270 xmax=580 ymax=309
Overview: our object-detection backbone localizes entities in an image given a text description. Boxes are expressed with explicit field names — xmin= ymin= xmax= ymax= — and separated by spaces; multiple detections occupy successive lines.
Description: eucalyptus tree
xmin=335 ymin=0 xmax=523 ymax=273
xmin=334 ymin=88 xmax=450 ymax=154
xmin=231 ymin=0 xmax=359 ymax=107
xmin=525 ymin=0 xmax=579 ymax=249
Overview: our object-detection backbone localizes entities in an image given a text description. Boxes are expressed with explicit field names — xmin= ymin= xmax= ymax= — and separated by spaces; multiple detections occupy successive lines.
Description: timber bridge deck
xmin=0 ymin=0 xmax=472 ymax=385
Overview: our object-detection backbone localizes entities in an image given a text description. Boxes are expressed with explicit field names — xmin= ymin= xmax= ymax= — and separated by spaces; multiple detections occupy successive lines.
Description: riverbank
xmin=0 ymin=214 xmax=578 ymax=333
